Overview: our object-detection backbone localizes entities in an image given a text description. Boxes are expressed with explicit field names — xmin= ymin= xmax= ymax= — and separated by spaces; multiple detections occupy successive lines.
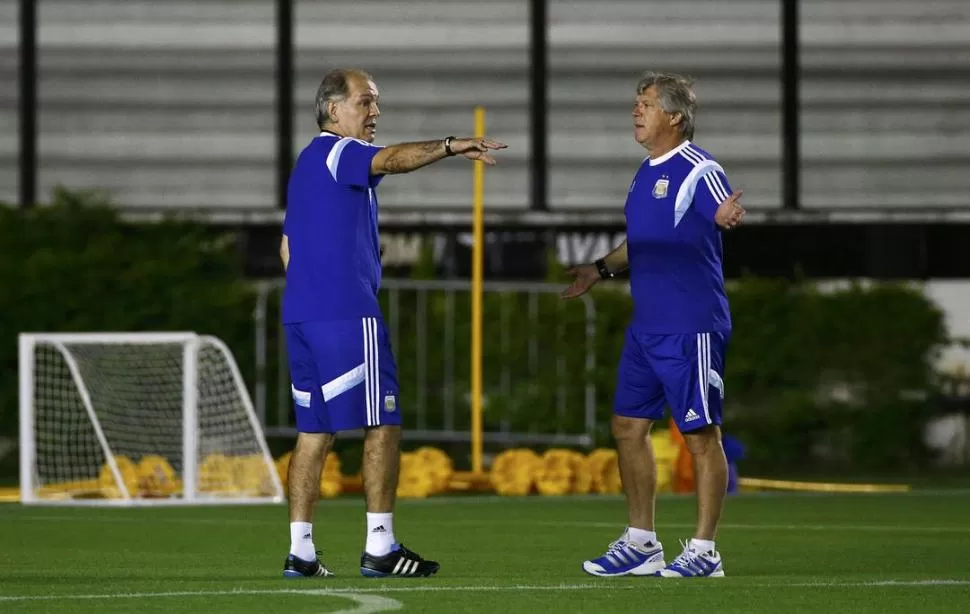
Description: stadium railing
xmin=252 ymin=279 xmax=599 ymax=448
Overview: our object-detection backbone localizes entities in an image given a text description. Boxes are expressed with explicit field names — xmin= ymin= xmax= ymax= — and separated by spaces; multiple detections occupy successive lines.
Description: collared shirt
xmin=625 ymin=140 xmax=732 ymax=334
xmin=282 ymin=132 xmax=385 ymax=323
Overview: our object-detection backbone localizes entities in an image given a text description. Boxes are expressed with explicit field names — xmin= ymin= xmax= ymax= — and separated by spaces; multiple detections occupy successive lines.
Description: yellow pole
xmin=471 ymin=106 xmax=486 ymax=475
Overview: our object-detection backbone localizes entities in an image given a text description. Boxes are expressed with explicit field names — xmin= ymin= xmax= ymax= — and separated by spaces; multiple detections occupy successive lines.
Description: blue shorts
xmin=284 ymin=317 xmax=401 ymax=433
xmin=614 ymin=328 xmax=728 ymax=433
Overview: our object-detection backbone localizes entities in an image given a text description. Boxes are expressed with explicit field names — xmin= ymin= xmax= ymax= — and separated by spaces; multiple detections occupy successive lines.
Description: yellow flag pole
xmin=471 ymin=106 xmax=486 ymax=475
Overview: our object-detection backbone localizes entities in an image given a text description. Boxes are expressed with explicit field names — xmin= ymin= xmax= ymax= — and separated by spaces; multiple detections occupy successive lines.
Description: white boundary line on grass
xmin=0 ymin=590 xmax=404 ymax=613
xmin=538 ymin=521 xmax=970 ymax=534
xmin=1 ymin=580 xmax=969 ymax=607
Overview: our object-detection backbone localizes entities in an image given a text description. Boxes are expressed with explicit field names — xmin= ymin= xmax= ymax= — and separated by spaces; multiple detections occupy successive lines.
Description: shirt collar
xmin=648 ymin=139 xmax=691 ymax=166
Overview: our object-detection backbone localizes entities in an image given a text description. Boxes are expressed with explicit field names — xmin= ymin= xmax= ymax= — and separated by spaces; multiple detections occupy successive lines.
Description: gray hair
xmin=314 ymin=68 xmax=373 ymax=129
xmin=636 ymin=71 xmax=697 ymax=140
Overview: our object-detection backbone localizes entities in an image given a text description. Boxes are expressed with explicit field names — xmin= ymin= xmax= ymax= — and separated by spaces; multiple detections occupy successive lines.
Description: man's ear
xmin=328 ymin=100 xmax=340 ymax=123
xmin=669 ymin=112 xmax=683 ymax=129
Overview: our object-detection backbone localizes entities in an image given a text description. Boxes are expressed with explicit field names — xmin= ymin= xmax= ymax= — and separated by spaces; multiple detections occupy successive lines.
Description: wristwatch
xmin=595 ymin=258 xmax=614 ymax=280
xmin=444 ymin=136 xmax=457 ymax=156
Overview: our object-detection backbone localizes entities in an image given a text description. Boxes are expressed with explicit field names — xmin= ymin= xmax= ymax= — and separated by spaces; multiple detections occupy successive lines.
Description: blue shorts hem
xmin=674 ymin=417 xmax=721 ymax=433
xmin=612 ymin=406 xmax=665 ymax=421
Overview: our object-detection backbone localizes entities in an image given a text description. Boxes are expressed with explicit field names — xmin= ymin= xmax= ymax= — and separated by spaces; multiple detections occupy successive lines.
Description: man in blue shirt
xmin=562 ymin=71 xmax=745 ymax=579
xmin=280 ymin=68 xmax=506 ymax=579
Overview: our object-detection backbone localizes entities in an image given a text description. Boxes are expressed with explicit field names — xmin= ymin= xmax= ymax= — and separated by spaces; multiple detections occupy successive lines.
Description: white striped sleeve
xmin=673 ymin=158 xmax=727 ymax=226
xmin=694 ymin=168 xmax=733 ymax=222
xmin=325 ymin=137 xmax=382 ymax=188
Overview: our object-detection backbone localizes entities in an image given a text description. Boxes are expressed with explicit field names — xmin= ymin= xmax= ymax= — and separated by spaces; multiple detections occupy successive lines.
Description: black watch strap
xmin=444 ymin=136 xmax=457 ymax=156
xmin=595 ymin=258 xmax=614 ymax=280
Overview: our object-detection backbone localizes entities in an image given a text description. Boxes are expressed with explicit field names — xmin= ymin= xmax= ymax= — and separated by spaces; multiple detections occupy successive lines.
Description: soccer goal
xmin=19 ymin=333 xmax=285 ymax=506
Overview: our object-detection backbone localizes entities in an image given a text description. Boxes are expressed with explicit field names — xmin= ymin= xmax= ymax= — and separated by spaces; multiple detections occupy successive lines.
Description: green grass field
xmin=1 ymin=491 xmax=969 ymax=613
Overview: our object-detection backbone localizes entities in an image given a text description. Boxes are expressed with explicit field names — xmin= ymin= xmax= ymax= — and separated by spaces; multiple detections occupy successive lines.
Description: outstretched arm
xmin=693 ymin=168 xmax=744 ymax=230
xmin=370 ymin=137 xmax=507 ymax=176
xmin=561 ymin=240 xmax=628 ymax=299
xmin=280 ymin=234 xmax=289 ymax=272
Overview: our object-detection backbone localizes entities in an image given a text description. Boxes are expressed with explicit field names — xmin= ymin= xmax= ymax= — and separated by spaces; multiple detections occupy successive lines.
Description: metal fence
xmin=253 ymin=279 xmax=599 ymax=447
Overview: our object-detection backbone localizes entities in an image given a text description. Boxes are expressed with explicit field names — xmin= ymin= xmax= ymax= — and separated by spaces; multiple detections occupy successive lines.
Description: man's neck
xmin=646 ymin=134 xmax=687 ymax=160
xmin=320 ymin=125 xmax=348 ymax=138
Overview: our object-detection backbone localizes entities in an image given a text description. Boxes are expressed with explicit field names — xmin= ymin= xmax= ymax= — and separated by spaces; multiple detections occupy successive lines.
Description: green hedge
xmin=0 ymin=191 xmax=952 ymax=476
xmin=370 ymin=254 xmax=949 ymax=473
xmin=715 ymin=277 xmax=948 ymax=472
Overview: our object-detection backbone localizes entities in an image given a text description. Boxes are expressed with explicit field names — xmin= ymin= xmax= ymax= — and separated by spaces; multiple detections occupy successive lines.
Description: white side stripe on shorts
xmin=321 ymin=363 xmax=365 ymax=402
xmin=709 ymin=369 xmax=725 ymax=399
xmin=291 ymin=385 xmax=312 ymax=408
xmin=696 ymin=333 xmax=712 ymax=424
xmin=362 ymin=317 xmax=381 ymax=427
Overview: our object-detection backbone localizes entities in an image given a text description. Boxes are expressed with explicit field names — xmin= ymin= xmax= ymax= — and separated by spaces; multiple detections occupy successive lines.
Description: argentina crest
xmin=652 ymin=176 xmax=669 ymax=198
xmin=384 ymin=393 xmax=397 ymax=412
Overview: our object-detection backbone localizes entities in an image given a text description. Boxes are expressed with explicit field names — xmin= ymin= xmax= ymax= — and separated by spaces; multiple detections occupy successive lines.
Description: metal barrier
xmin=253 ymin=279 xmax=598 ymax=447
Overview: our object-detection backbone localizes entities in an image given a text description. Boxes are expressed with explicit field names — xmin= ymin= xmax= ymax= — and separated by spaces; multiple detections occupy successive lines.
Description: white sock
xmin=690 ymin=538 xmax=716 ymax=554
xmin=365 ymin=512 xmax=395 ymax=556
xmin=289 ymin=521 xmax=316 ymax=561
xmin=626 ymin=527 xmax=658 ymax=548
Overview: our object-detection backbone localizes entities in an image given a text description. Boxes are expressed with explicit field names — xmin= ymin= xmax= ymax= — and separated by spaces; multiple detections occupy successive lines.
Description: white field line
xmin=537 ymin=521 xmax=970 ymax=534
xmin=2 ymin=580 xmax=970 ymax=604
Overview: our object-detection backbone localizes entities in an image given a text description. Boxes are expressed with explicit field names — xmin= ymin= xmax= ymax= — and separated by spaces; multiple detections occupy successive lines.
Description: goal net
xmin=19 ymin=333 xmax=284 ymax=506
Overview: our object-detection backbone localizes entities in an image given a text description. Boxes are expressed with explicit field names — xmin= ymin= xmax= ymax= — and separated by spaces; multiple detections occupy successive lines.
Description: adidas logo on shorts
xmin=684 ymin=408 xmax=701 ymax=422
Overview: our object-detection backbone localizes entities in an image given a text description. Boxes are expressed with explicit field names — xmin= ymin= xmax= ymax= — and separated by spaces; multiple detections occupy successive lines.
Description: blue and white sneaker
xmin=657 ymin=540 xmax=725 ymax=578
xmin=582 ymin=539 xmax=666 ymax=577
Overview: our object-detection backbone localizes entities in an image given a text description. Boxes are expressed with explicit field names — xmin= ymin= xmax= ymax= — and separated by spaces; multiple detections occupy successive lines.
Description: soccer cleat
xmin=282 ymin=552 xmax=335 ymax=578
xmin=360 ymin=543 xmax=440 ymax=578
xmin=582 ymin=539 xmax=666 ymax=577
xmin=656 ymin=540 xmax=725 ymax=578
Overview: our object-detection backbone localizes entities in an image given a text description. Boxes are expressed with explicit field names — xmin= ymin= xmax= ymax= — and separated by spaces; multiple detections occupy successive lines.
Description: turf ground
xmin=1 ymin=491 xmax=969 ymax=613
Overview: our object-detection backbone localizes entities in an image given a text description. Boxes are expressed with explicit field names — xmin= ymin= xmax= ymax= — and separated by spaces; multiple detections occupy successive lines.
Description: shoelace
xmin=668 ymin=540 xmax=705 ymax=572
xmin=602 ymin=539 xmax=637 ymax=565
xmin=608 ymin=539 xmax=654 ymax=555
xmin=605 ymin=539 xmax=626 ymax=554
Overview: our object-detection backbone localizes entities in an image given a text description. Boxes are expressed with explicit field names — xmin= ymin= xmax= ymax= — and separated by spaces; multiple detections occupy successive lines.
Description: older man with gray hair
xmin=279 ymin=68 xmax=506 ymax=579
xmin=563 ymin=71 xmax=744 ymax=579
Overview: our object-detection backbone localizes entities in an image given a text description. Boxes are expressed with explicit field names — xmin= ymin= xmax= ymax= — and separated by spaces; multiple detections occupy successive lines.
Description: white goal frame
xmin=19 ymin=332 xmax=285 ymax=506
